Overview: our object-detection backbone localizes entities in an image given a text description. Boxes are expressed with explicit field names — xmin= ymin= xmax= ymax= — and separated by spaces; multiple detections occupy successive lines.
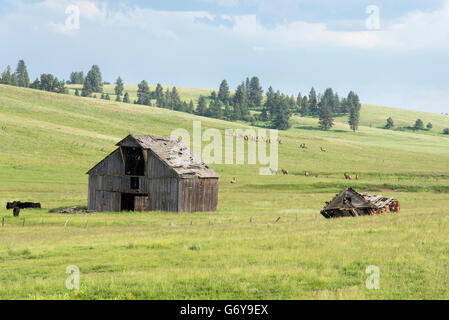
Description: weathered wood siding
xmin=88 ymin=148 xmax=181 ymax=212
xmin=180 ymin=178 xmax=219 ymax=212
xmin=88 ymin=147 xmax=218 ymax=212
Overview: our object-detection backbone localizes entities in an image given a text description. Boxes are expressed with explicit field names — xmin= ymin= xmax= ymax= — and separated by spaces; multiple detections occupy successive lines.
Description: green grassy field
xmin=1 ymin=84 xmax=449 ymax=299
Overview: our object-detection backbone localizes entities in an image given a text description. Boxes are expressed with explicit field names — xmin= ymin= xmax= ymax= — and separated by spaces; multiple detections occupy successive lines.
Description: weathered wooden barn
xmin=87 ymin=135 xmax=219 ymax=212
xmin=320 ymin=187 xmax=400 ymax=219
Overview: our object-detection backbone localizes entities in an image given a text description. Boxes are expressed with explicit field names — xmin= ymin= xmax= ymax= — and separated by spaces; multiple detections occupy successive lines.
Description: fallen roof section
xmin=321 ymin=187 xmax=400 ymax=219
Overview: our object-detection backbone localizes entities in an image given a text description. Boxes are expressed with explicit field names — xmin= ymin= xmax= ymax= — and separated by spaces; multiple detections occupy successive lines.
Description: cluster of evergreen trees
xmin=0 ymin=60 xmax=30 ymax=88
xmin=1 ymin=61 xmax=362 ymax=131
xmin=69 ymin=72 xmax=84 ymax=84
xmin=294 ymin=88 xmax=361 ymax=131
xmin=384 ymin=117 xmax=433 ymax=131
xmin=133 ymin=81 xmax=194 ymax=113
xmin=1 ymin=60 xmax=67 ymax=94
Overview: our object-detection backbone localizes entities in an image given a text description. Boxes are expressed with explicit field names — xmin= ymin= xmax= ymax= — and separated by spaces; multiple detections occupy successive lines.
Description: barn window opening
xmin=122 ymin=147 xmax=145 ymax=176
xmin=130 ymin=177 xmax=140 ymax=190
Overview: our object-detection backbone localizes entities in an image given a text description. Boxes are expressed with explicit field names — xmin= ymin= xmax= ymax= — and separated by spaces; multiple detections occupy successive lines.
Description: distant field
xmin=1 ymin=84 xmax=449 ymax=299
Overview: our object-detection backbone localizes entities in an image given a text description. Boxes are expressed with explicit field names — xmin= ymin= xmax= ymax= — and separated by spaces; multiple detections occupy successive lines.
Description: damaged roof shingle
xmin=117 ymin=134 xmax=219 ymax=179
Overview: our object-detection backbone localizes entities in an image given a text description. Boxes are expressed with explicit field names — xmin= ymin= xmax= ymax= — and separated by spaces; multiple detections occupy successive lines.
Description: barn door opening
xmin=121 ymin=193 xmax=135 ymax=211
xmin=121 ymin=193 xmax=149 ymax=212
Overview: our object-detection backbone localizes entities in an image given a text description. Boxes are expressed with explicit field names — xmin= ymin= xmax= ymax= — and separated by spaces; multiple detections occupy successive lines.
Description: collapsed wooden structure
xmin=320 ymin=187 xmax=400 ymax=219
xmin=87 ymin=135 xmax=219 ymax=212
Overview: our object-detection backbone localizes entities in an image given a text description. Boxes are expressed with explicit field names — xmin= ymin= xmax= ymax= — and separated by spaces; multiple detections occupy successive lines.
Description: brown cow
xmin=320 ymin=147 xmax=327 ymax=152
xmin=230 ymin=177 xmax=236 ymax=184
xmin=305 ymin=171 xmax=310 ymax=177
xmin=344 ymin=173 xmax=352 ymax=180
xmin=281 ymin=169 xmax=288 ymax=175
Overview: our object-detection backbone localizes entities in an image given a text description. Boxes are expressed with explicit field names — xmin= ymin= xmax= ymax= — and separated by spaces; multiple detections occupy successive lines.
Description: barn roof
xmin=115 ymin=134 xmax=219 ymax=179
xmin=323 ymin=187 xmax=396 ymax=211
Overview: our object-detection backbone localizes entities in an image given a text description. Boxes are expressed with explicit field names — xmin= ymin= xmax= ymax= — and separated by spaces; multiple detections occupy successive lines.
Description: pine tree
xmin=322 ymin=88 xmax=336 ymax=112
xmin=296 ymin=93 xmax=302 ymax=113
xmin=318 ymin=103 xmax=334 ymax=130
xmin=347 ymin=91 xmax=361 ymax=131
xmin=105 ymin=93 xmax=110 ymax=100
xmin=385 ymin=117 xmax=394 ymax=129
xmin=218 ymin=80 xmax=230 ymax=103
xmin=115 ymin=94 xmax=122 ymax=102
xmin=233 ymin=83 xmax=247 ymax=120
xmin=75 ymin=88 xmax=80 ymax=96
xmin=300 ymin=96 xmax=309 ymax=117
xmin=170 ymin=87 xmax=182 ymax=110
xmin=414 ymin=119 xmax=424 ymax=130
xmin=82 ymin=65 xmax=103 ymax=97
xmin=427 ymin=122 xmax=433 ymax=130
xmin=209 ymin=99 xmax=223 ymax=119
xmin=249 ymin=76 xmax=263 ymax=108
xmin=196 ymin=96 xmax=208 ymax=116
xmin=136 ymin=80 xmax=151 ymax=106
xmin=15 ymin=60 xmax=30 ymax=87
xmin=348 ymin=104 xmax=360 ymax=132
xmin=309 ymin=87 xmax=318 ymax=115
xmin=70 ymin=72 xmax=84 ymax=84
xmin=154 ymin=83 xmax=164 ymax=104
xmin=187 ymin=100 xmax=194 ymax=113
xmin=264 ymin=86 xmax=275 ymax=120
xmin=272 ymin=94 xmax=291 ymax=130
xmin=224 ymin=103 xmax=232 ymax=120
xmin=123 ymin=92 xmax=130 ymax=103
xmin=10 ymin=72 xmax=18 ymax=86
xmin=30 ymin=78 xmax=40 ymax=89
xmin=114 ymin=76 xmax=124 ymax=97
xmin=1 ymin=66 xmax=12 ymax=84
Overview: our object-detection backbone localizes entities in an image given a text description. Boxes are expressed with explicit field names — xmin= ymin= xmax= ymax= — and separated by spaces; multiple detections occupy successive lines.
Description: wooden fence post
xmin=2 ymin=216 xmax=4 ymax=228
xmin=22 ymin=217 xmax=25 ymax=227
xmin=85 ymin=220 xmax=89 ymax=229
xmin=64 ymin=219 xmax=69 ymax=227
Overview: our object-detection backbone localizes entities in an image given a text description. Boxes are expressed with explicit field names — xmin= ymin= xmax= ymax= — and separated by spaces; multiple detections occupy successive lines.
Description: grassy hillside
xmin=1 ymin=84 xmax=449 ymax=299
xmin=67 ymin=84 xmax=449 ymax=133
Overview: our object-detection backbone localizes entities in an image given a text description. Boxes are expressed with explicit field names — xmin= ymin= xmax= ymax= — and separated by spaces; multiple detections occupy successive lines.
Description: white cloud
xmin=9 ymin=0 xmax=449 ymax=50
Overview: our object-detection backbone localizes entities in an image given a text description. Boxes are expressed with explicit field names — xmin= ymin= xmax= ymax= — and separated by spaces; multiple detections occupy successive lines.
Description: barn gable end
xmin=87 ymin=135 xmax=219 ymax=213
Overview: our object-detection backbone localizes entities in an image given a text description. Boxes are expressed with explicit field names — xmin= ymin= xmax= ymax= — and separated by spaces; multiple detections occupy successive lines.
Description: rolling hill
xmin=1 ymin=84 xmax=449 ymax=299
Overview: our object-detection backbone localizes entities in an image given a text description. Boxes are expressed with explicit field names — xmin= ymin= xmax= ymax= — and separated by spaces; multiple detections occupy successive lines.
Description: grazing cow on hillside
xmin=305 ymin=171 xmax=310 ymax=177
xmin=344 ymin=173 xmax=352 ymax=180
xmin=300 ymin=143 xmax=308 ymax=149
xmin=320 ymin=147 xmax=327 ymax=152
xmin=281 ymin=169 xmax=289 ymax=175
xmin=230 ymin=177 xmax=236 ymax=184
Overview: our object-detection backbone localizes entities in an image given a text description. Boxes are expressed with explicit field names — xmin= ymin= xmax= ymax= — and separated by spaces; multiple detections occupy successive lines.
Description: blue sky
xmin=1 ymin=0 xmax=448 ymax=113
